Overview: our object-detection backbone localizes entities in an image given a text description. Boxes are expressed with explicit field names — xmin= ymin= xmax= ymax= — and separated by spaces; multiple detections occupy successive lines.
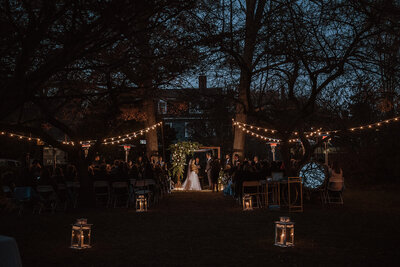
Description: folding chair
xmin=2 ymin=186 xmax=12 ymax=197
xmin=93 ymin=181 xmax=110 ymax=207
xmin=13 ymin=187 xmax=32 ymax=215
xmin=111 ymin=181 xmax=129 ymax=208
xmin=56 ymin=183 xmax=69 ymax=211
xmin=66 ymin=181 xmax=80 ymax=208
xmin=242 ymin=181 xmax=262 ymax=209
xmin=36 ymin=185 xmax=58 ymax=213
xmin=324 ymin=177 xmax=344 ymax=205
xmin=271 ymin=172 xmax=284 ymax=181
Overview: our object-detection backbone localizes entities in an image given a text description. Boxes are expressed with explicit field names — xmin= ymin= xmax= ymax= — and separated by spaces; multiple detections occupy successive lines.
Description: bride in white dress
xmin=182 ymin=159 xmax=202 ymax=190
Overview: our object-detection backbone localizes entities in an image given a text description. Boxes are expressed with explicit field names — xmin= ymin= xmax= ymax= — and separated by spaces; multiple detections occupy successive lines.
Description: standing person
xmin=232 ymin=154 xmax=240 ymax=169
xmin=224 ymin=154 xmax=232 ymax=169
xmin=211 ymin=158 xmax=221 ymax=192
xmin=328 ymin=161 xmax=344 ymax=191
xmin=194 ymin=157 xmax=201 ymax=174
xmin=205 ymin=152 xmax=213 ymax=190
xmin=182 ymin=158 xmax=202 ymax=190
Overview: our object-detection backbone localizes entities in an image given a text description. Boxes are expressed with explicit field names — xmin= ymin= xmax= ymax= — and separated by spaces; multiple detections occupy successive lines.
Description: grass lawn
xmin=1 ymin=188 xmax=399 ymax=266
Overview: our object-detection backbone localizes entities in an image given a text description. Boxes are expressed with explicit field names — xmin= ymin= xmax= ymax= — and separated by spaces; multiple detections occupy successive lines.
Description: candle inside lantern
xmin=280 ymin=230 xmax=285 ymax=244
xmin=274 ymin=216 xmax=295 ymax=247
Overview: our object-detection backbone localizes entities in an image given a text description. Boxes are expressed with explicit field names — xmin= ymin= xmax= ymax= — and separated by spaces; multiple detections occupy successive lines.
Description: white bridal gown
xmin=182 ymin=160 xmax=202 ymax=191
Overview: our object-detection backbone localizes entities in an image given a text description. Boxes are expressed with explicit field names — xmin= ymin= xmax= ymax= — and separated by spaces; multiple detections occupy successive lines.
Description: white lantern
xmin=136 ymin=195 xmax=148 ymax=212
xmin=242 ymin=194 xmax=253 ymax=211
xmin=274 ymin=216 xmax=295 ymax=247
xmin=71 ymin=218 xmax=92 ymax=249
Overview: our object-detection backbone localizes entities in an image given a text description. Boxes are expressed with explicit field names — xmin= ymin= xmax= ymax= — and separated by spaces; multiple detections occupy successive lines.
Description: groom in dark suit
xmin=205 ymin=152 xmax=212 ymax=190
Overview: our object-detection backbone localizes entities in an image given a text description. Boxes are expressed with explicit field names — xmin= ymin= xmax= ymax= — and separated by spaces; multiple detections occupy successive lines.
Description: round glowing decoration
xmin=299 ymin=162 xmax=327 ymax=189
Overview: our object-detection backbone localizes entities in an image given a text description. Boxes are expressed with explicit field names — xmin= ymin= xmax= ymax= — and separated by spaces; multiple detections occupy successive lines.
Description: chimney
xmin=199 ymin=75 xmax=207 ymax=89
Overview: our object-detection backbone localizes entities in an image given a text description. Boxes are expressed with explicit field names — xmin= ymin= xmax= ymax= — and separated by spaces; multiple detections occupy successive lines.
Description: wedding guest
xmin=232 ymin=154 xmax=240 ymax=168
xmin=136 ymin=156 xmax=145 ymax=179
xmin=65 ymin=164 xmax=78 ymax=182
xmin=224 ymin=154 xmax=232 ymax=169
xmin=328 ymin=161 xmax=344 ymax=191
xmin=53 ymin=166 xmax=65 ymax=184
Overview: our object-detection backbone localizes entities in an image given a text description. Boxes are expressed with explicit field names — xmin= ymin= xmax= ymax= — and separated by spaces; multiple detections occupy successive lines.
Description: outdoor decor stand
xmin=288 ymin=177 xmax=303 ymax=212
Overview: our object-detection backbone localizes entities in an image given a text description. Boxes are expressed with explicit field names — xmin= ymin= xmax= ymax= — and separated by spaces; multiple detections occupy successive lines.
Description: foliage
xmin=169 ymin=141 xmax=201 ymax=180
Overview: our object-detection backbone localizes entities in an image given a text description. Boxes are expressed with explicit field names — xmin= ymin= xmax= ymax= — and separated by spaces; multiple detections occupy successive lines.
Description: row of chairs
xmin=2 ymin=183 xmax=78 ymax=215
xmin=93 ymin=179 xmax=158 ymax=208
xmin=240 ymin=172 xmax=344 ymax=211
xmin=241 ymin=176 xmax=303 ymax=212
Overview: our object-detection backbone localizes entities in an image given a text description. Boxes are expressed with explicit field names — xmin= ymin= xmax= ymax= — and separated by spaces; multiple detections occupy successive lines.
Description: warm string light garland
xmin=233 ymin=115 xmax=400 ymax=143
xmin=236 ymin=124 xmax=281 ymax=142
xmin=101 ymin=122 xmax=162 ymax=145
xmin=1 ymin=122 xmax=163 ymax=147
xmin=0 ymin=131 xmax=41 ymax=143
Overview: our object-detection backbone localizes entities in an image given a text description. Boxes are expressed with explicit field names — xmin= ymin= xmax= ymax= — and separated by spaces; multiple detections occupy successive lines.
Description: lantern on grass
xmin=218 ymin=183 xmax=224 ymax=191
xmin=71 ymin=218 xmax=92 ymax=249
xmin=274 ymin=216 xmax=295 ymax=247
xmin=136 ymin=195 xmax=148 ymax=212
xmin=242 ymin=194 xmax=253 ymax=211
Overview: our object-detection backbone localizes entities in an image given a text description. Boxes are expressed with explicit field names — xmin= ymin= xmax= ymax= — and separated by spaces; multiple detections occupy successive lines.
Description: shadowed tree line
xmin=1 ymin=0 xmax=400 ymax=201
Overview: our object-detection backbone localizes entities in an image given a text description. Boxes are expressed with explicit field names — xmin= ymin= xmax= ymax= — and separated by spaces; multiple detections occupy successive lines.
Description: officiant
xmin=194 ymin=157 xmax=204 ymax=187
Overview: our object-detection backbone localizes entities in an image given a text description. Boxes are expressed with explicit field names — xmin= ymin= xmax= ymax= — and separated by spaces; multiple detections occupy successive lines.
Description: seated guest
xmin=65 ymin=164 xmax=78 ymax=182
xmin=328 ymin=161 xmax=344 ymax=191
xmin=53 ymin=166 xmax=65 ymax=184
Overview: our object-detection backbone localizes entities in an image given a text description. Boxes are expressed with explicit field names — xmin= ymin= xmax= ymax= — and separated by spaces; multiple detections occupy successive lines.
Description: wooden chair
xmin=287 ymin=177 xmax=303 ymax=212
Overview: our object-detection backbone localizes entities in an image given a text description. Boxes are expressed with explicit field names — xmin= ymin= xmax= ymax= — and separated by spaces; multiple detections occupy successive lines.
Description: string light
xmin=233 ymin=115 xmax=400 ymax=137
xmin=237 ymin=124 xmax=281 ymax=143
xmin=0 ymin=121 xmax=163 ymax=146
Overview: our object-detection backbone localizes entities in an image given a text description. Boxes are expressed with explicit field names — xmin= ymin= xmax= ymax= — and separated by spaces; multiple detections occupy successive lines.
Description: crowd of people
xmin=88 ymin=155 xmax=168 ymax=185
xmin=221 ymin=153 xmax=343 ymax=200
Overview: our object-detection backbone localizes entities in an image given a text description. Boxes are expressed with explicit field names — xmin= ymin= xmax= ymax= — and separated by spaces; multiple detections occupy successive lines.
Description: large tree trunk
xmin=73 ymin=148 xmax=95 ymax=208
xmin=231 ymin=0 xmax=265 ymax=159
xmin=144 ymin=97 xmax=159 ymax=159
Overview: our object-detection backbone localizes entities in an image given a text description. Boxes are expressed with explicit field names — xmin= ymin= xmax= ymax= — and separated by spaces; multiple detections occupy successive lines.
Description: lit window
xmin=159 ymin=100 xmax=167 ymax=114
